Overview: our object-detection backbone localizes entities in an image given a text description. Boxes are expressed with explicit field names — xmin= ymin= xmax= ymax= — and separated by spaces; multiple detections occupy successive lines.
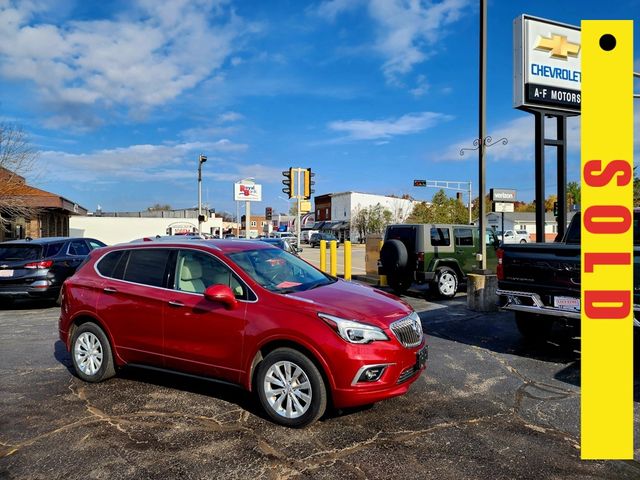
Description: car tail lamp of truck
xmin=25 ymin=260 xmax=53 ymax=269
xmin=496 ymin=248 xmax=504 ymax=280
xmin=417 ymin=252 xmax=425 ymax=271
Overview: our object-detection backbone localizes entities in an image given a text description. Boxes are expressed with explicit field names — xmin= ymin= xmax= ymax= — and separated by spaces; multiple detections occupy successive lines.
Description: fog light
xmin=30 ymin=280 xmax=50 ymax=289
xmin=357 ymin=366 xmax=386 ymax=383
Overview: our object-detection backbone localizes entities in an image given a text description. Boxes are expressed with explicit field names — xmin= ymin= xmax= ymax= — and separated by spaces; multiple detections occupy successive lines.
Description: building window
xmin=251 ymin=221 xmax=257 ymax=227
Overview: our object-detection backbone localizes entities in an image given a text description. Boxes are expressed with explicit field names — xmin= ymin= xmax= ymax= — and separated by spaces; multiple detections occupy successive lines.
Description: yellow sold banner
xmin=581 ymin=20 xmax=634 ymax=459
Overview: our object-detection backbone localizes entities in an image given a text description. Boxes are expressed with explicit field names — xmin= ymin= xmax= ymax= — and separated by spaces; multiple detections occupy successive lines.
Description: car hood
xmin=285 ymin=279 xmax=413 ymax=329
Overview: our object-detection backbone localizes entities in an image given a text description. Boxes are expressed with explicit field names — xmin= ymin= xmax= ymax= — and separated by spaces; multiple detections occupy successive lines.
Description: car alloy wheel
xmin=71 ymin=322 xmax=116 ymax=383
xmin=434 ymin=267 xmax=458 ymax=299
xmin=256 ymin=348 xmax=327 ymax=427
xmin=263 ymin=360 xmax=312 ymax=419
xmin=74 ymin=332 xmax=104 ymax=376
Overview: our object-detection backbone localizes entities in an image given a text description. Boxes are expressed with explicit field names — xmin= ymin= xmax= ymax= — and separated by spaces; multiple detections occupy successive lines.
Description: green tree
xmin=408 ymin=190 xmax=468 ymax=224
xmin=147 ymin=203 xmax=171 ymax=211
xmin=567 ymin=181 xmax=581 ymax=207
xmin=634 ymin=167 xmax=640 ymax=207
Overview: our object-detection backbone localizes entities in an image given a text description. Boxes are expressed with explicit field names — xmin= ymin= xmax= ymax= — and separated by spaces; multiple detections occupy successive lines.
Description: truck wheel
xmin=519 ymin=239 xmax=527 ymax=243
xmin=432 ymin=267 xmax=458 ymax=299
xmin=380 ymin=240 xmax=408 ymax=271
xmin=388 ymin=274 xmax=412 ymax=295
xmin=515 ymin=313 xmax=553 ymax=341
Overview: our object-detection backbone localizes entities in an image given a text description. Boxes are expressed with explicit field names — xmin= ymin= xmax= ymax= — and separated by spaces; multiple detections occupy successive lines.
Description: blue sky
xmin=1 ymin=0 xmax=639 ymax=215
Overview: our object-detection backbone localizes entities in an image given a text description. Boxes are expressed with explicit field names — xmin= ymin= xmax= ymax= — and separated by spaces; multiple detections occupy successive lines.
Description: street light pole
xmin=477 ymin=0 xmax=487 ymax=271
xmin=197 ymin=154 xmax=207 ymax=235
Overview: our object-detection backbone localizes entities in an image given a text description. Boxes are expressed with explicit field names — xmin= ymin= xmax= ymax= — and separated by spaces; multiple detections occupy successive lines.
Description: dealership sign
xmin=514 ymin=15 xmax=581 ymax=113
xmin=234 ymin=181 xmax=262 ymax=202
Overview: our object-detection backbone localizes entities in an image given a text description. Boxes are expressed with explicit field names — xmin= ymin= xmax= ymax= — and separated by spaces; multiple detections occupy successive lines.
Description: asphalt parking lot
xmin=1 ymin=291 xmax=639 ymax=480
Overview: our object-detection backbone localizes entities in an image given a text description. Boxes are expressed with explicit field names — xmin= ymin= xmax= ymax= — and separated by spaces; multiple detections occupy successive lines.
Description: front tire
xmin=71 ymin=322 xmax=116 ymax=383
xmin=432 ymin=267 xmax=458 ymax=299
xmin=256 ymin=348 xmax=327 ymax=428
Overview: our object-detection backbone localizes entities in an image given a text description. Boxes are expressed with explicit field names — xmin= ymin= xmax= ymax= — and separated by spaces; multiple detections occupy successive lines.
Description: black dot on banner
xmin=599 ymin=34 xmax=616 ymax=51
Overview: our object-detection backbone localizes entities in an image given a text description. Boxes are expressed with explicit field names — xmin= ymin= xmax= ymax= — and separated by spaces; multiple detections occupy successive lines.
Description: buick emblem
xmin=412 ymin=319 xmax=422 ymax=336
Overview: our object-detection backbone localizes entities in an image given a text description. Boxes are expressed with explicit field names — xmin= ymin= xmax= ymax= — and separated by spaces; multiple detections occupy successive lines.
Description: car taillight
xmin=25 ymin=260 xmax=54 ymax=269
xmin=496 ymin=248 xmax=504 ymax=280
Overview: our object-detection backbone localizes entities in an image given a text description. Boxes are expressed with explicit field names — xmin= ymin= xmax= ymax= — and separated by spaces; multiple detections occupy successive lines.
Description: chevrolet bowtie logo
xmin=534 ymin=34 xmax=580 ymax=59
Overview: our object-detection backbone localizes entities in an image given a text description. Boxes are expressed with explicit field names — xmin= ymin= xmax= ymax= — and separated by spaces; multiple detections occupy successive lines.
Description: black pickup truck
xmin=496 ymin=211 xmax=640 ymax=340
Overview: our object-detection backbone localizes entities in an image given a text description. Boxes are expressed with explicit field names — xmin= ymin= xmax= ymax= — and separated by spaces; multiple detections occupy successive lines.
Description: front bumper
xmin=330 ymin=338 xmax=428 ymax=409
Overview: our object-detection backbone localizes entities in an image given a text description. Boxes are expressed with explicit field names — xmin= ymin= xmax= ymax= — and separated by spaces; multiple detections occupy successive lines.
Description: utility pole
xmin=197 ymin=154 xmax=207 ymax=235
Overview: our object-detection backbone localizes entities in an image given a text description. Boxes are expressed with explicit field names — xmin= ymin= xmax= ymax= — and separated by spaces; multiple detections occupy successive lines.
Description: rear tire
xmin=519 ymin=239 xmax=527 ymax=244
xmin=71 ymin=322 xmax=116 ymax=383
xmin=515 ymin=313 xmax=554 ymax=341
xmin=256 ymin=348 xmax=327 ymax=428
xmin=432 ymin=267 xmax=458 ymax=299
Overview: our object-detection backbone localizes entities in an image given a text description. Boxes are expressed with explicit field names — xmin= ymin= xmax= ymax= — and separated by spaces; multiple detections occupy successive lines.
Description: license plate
xmin=554 ymin=296 xmax=580 ymax=311
xmin=0 ymin=270 xmax=13 ymax=277
xmin=416 ymin=344 xmax=428 ymax=369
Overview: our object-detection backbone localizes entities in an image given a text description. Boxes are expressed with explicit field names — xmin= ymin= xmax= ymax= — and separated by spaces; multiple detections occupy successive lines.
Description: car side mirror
xmin=204 ymin=284 xmax=238 ymax=310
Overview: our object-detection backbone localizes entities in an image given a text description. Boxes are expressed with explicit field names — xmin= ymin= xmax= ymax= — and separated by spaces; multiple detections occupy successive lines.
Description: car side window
xmin=68 ymin=240 xmax=90 ymax=256
xmin=175 ymin=250 xmax=249 ymax=300
xmin=123 ymin=249 xmax=171 ymax=288
xmin=454 ymin=228 xmax=473 ymax=247
xmin=430 ymin=228 xmax=450 ymax=247
xmin=96 ymin=250 xmax=127 ymax=279
xmin=88 ymin=240 xmax=105 ymax=250
xmin=45 ymin=242 xmax=65 ymax=257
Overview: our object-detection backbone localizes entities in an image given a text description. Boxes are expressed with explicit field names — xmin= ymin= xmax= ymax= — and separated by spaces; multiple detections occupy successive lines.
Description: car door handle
xmin=103 ymin=287 xmax=117 ymax=294
xmin=168 ymin=300 xmax=184 ymax=307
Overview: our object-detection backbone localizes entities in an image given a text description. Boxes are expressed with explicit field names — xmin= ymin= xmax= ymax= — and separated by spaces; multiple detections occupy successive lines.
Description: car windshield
xmin=0 ymin=245 xmax=43 ymax=261
xmin=227 ymin=247 xmax=334 ymax=293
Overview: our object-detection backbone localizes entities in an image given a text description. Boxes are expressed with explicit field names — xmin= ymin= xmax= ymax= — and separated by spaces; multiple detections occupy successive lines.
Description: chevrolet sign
xmin=514 ymin=15 xmax=581 ymax=113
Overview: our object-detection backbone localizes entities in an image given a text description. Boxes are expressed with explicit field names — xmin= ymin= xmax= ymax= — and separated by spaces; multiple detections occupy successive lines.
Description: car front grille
xmin=390 ymin=313 xmax=423 ymax=348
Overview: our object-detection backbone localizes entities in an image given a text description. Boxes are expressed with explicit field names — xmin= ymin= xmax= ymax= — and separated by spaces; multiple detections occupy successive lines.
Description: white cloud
xmin=0 ymin=0 xmax=257 ymax=128
xmin=328 ymin=111 xmax=452 ymax=141
xmin=217 ymin=111 xmax=244 ymax=123
xmin=38 ymin=138 xmax=251 ymax=183
xmin=439 ymin=115 xmax=581 ymax=162
xmin=410 ymin=74 xmax=429 ymax=97
xmin=316 ymin=0 xmax=469 ymax=84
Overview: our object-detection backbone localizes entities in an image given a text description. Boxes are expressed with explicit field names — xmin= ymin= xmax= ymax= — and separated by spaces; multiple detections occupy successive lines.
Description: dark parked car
xmin=0 ymin=237 xmax=106 ymax=303
xmin=59 ymin=239 xmax=427 ymax=427
xmin=309 ymin=233 xmax=339 ymax=248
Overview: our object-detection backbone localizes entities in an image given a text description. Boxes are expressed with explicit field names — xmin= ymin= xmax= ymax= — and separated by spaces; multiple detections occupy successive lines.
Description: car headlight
xmin=318 ymin=313 xmax=389 ymax=344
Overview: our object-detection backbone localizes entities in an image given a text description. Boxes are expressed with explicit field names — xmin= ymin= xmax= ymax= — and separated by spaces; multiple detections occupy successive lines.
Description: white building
xmin=70 ymin=215 xmax=223 ymax=245
xmin=486 ymin=211 xmax=576 ymax=241
xmin=314 ymin=191 xmax=423 ymax=242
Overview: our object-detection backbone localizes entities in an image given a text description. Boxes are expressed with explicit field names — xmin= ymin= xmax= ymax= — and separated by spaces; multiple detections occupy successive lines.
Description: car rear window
xmin=123 ymin=249 xmax=172 ymax=287
xmin=0 ymin=245 xmax=43 ymax=261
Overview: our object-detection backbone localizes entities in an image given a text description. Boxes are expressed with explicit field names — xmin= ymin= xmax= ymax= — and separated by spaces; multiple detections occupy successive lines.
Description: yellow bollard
xmin=330 ymin=240 xmax=337 ymax=277
xmin=319 ymin=240 xmax=327 ymax=272
xmin=344 ymin=241 xmax=352 ymax=281
xmin=378 ymin=240 xmax=387 ymax=287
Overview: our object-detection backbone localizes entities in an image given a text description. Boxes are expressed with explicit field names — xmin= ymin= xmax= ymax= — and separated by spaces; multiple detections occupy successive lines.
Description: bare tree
xmin=0 ymin=124 xmax=40 ymax=231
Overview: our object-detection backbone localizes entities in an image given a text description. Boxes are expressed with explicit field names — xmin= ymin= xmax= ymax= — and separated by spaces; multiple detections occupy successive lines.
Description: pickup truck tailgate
xmin=500 ymin=243 xmax=580 ymax=298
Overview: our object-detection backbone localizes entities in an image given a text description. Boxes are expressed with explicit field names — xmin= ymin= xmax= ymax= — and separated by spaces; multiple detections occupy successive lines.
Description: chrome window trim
xmin=351 ymin=363 xmax=393 ymax=386
xmin=93 ymin=246 xmax=259 ymax=304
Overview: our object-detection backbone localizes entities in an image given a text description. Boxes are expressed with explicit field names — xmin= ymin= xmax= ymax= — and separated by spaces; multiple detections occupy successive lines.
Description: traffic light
xmin=265 ymin=207 xmax=273 ymax=220
xmin=303 ymin=168 xmax=315 ymax=200
xmin=282 ymin=167 xmax=295 ymax=199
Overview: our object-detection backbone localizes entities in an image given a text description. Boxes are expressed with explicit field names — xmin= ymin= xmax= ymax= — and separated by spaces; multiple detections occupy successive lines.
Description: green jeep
xmin=379 ymin=224 xmax=499 ymax=298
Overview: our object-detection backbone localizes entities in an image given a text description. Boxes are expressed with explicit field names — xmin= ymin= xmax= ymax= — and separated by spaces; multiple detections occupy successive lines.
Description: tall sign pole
xmin=477 ymin=0 xmax=487 ymax=271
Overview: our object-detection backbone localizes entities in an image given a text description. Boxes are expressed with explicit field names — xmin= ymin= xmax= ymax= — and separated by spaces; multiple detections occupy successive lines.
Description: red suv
xmin=59 ymin=240 xmax=427 ymax=427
